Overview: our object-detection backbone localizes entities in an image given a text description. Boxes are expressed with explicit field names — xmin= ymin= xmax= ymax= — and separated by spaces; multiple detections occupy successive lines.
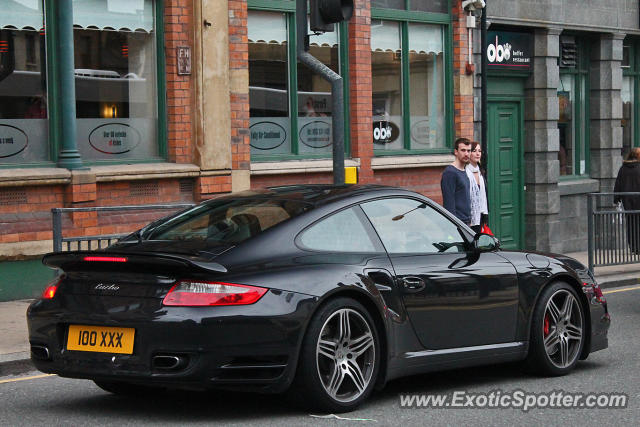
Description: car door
xmin=360 ymin=197 xmax=519 ymax=350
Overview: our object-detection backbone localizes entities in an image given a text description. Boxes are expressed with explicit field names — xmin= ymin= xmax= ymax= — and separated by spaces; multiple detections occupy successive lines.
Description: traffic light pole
xmin=296 ymin=0 xmax=345 ymax=184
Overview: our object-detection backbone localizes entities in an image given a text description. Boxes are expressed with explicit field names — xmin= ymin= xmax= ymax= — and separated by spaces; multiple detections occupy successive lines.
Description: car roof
xmin=221 ymin=184 xmax=411 ymax=207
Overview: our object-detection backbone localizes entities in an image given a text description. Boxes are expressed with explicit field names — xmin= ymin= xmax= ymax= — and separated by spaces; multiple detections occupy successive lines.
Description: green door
xmin=487 ymin=101 xmax=524 ymax=250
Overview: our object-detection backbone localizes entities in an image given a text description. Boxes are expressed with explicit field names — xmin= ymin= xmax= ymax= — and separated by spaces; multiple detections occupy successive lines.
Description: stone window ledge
xmin=558 ymin=178 xmax=600 ymax=196
xmin=0 ymin=168 xmax=71 ymax=187
xmin=371 ymin=154 xmax=452 ymax=170
xmin=251 ymin=159 xmax=361 ymax=175
xmin=91 ymin=163 xmax=201 ymax=182
xmin=0 ymin=163 xmax=207 ymax=187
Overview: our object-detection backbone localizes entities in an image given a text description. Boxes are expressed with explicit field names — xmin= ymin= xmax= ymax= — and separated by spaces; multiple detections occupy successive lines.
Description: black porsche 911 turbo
xmin=27 ymin=185 xmax=610 ymax=412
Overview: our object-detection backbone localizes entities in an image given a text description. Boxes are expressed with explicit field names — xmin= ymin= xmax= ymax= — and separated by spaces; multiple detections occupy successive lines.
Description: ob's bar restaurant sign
xmin=486 ymin=31 xmax=532 ymax=71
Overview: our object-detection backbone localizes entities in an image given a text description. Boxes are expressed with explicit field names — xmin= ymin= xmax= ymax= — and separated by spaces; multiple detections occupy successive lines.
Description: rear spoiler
xmin=42 ymin=251 xmax=228 ymax=274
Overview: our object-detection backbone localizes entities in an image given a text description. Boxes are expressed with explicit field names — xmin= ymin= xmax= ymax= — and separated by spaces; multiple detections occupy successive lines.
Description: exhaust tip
xmin=152 ymin=354 xmax=188 ymax=371
xmin=31 ymin=345 xmax=50 ymax=361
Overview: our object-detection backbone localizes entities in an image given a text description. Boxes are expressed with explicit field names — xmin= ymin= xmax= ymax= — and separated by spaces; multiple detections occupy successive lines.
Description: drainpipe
xmin=296 ymin=0 xmax=345 ymax=184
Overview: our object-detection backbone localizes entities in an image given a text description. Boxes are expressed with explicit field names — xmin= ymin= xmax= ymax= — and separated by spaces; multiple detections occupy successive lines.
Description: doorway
xmin=486 ymin=100 xmax=524 ymax=250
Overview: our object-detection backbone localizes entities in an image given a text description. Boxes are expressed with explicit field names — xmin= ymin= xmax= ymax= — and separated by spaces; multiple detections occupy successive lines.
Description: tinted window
xmin=145 ymin=198 xmax=310 ymax=245
xmin=299 ymin=208 xmax=376 ymax=252
xmin=361 ymin=198 xmax=466 ymax=253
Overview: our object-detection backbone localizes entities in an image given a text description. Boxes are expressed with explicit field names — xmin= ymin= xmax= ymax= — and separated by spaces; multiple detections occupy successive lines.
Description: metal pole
xmin=587 ymin=194 xmax=594 ymax=274
xmin=480 ymin=2 xmax=488 ymax=168
xmin=296 ymin=0 xmax=345 ymax=184
xmin=52 ymin=208 xmax=62 ymax=252
xmin=55 ymin=0 xmax=84 ymax=169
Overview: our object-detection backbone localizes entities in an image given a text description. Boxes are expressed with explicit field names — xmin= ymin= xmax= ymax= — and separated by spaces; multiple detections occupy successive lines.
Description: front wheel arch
xmin=527 ymin=275 xmax=592 ymax=359
xmin=525 ymin=280 xmax=587 ymax=375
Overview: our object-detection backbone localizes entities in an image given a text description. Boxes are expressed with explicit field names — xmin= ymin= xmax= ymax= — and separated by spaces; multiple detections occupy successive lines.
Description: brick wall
xmin=229 ymin=0 xmax=251 ymax=172
xmin=349 ymin=0 xmax=373 ymax=183
xmin=0 ymin=186 xmax=63 ymax=244
xmin=164 ymin=0 xmax=195 ymax=164
xmin=452 ymin=0 xmax=474 ymax=140
xmin=372 ymin=168 xmax=446 ymax=204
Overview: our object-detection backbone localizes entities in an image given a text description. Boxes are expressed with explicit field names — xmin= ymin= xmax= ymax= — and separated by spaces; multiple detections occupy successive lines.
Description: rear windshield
xmin=143 ymin=198 xmax=311 ymax=245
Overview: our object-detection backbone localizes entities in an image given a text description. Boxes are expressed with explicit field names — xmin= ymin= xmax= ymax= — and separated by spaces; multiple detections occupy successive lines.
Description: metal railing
xmin=51 ymin=203 xmax=194 ymax=252
xmin=587 ymin=192 xmax=640 ymax=273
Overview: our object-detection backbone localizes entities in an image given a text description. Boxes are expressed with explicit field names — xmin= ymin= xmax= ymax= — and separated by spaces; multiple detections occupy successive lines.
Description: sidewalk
xmin=1 ymin=251 xmax=638 ymax=376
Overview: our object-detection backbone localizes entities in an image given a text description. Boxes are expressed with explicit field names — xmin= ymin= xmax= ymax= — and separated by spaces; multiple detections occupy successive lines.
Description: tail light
xmin=84 ymin=256 xmax=128 ymax=262
xmin=42 ymin=276 xmax=62 ymax=299
xmin=162 ymin=281 xmax=268 ymax=307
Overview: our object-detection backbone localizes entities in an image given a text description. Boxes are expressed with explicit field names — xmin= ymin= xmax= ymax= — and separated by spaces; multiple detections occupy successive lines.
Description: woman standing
xmin=614 ymin=147 xmax=640 ymax=253
xmin=466 ymin=142 xmax=489 ymax=233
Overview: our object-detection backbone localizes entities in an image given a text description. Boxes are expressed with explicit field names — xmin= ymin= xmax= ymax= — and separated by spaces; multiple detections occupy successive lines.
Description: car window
xmin=299 ymin=207 xmax=377 ymax=252
xmin=361 ymin=198 xmax=467 ymax=254
xmin=145 ymin=198 xmax=311 ymax=245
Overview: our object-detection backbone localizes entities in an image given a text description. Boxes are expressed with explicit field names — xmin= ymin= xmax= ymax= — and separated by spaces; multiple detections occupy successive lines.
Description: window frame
xmin=623 ymin=39 xmax=640 ymax=156
xmin=371 ymin=1 xmax=453 ymax=156
xmin=35 ymin=0 xmax=167 ymax=168
xmin=558 ymin=36 xmax=590 ymax=180
xmin=247 ymin=0 xmax=351 ymax=162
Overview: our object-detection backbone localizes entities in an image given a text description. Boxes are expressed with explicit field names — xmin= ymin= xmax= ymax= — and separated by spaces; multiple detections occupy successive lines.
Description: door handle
xmin=401 ymin=276 xmax=426 ymax=291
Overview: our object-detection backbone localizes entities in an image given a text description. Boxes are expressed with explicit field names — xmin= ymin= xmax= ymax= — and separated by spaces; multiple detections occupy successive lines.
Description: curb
xmin=597 ymin=275 xmax=640 ymax=289
xmin=0 ymin=352 xmax=33 ymax=377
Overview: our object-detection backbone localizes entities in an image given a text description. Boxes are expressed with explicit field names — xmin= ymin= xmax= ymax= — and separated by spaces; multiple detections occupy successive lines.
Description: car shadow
xmin=46 ymin=359 xmax=608 ymax=421
xmin=48 ymin=384 xmax=307 ymax=422
xmin=366 ymin=359 xmax=607 ymax=406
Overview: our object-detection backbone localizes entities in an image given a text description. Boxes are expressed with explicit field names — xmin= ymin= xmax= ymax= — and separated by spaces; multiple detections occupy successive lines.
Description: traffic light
xmin=310 ymin=0 xmax=354 ymax=33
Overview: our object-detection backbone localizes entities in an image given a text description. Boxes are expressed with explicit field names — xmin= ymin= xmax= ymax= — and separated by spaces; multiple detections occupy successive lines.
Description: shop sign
xmin=373 ymin=121 xmax=400 ymax=144
xmin=487 ymin=31 xmax=532 ymax=71
xmin=411 ymin=120 xmax=434 ymax=145
xmin=89 ymin=123 xmax=141 ymax=154
xmin=299 ymin=120 xmax=332 ymax=148
xmin=0 ymin=124 xmax=28 ymax=158
xmin=250 ymin=121 xmax=287 ymax=150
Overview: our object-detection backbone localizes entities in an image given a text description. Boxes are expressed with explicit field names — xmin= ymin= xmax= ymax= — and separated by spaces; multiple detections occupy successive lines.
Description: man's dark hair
xmin=454 ymin=137 xmax=471 ymax=151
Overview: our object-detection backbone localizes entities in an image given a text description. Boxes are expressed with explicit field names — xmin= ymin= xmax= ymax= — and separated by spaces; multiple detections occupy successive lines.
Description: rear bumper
xmin=27 ymin=290 xmax=317 ymax=393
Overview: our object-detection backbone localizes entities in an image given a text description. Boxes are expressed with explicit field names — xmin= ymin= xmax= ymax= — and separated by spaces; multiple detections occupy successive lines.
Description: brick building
xmin=0 ymin=0 xmax=474 ymax=300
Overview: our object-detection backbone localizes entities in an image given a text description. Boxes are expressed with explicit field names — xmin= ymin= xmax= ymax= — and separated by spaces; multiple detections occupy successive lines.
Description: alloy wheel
xmin=542 ymin=289 xmax=583 ymax=369
xmin=316 ymin=308 xmax=376 ymax=403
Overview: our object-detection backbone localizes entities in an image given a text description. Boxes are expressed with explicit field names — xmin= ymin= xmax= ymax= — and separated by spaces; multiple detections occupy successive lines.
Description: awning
xmin=0 ymin=0 xmax=44 ymax=31
xmin=408 ymin=23 xmax=443 ymax=54
xmin=371 ymin=20 xmax=443 ymax=54
xmin=248 ymin=10 xmax=338 ymax=47
xmin=73 ymin=0 xmax=154 ymax=33
xmin=371 ymin=20 xmax=400 ymax=52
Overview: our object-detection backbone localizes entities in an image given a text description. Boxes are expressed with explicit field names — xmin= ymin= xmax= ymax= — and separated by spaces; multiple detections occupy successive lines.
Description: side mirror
xmin=474 ymin=233 xmax=500 ymax=252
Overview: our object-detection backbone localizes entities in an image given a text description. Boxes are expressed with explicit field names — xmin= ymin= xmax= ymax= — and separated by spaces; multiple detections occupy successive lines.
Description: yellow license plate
xmin=67 ymin=325 xmax=135 ymax=354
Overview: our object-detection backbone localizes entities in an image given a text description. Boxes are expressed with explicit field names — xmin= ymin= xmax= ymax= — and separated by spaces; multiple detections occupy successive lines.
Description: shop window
xmin=0 ymin=0 xmax=48 ymax=164
xmin=371 ymin=6 xmax=449 ymax=154
xmin=558 ymin=36 xmax=589 ymax=177
xmin=1 ymin=0 xmax=163 ymax=167
xmin=72 ymin=0 xmax=159 ymax=161
xmin=248 ymin=4 xmax=348 ymax=161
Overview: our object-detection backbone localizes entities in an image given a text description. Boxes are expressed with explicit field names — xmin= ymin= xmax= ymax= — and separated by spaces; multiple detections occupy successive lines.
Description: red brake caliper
xmin=543 ymin=313 xmax=550 ymax=336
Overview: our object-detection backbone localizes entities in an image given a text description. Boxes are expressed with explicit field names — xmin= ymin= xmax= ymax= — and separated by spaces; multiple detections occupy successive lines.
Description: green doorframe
xmin=486 ymin=76 xmax=526 ymax=250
